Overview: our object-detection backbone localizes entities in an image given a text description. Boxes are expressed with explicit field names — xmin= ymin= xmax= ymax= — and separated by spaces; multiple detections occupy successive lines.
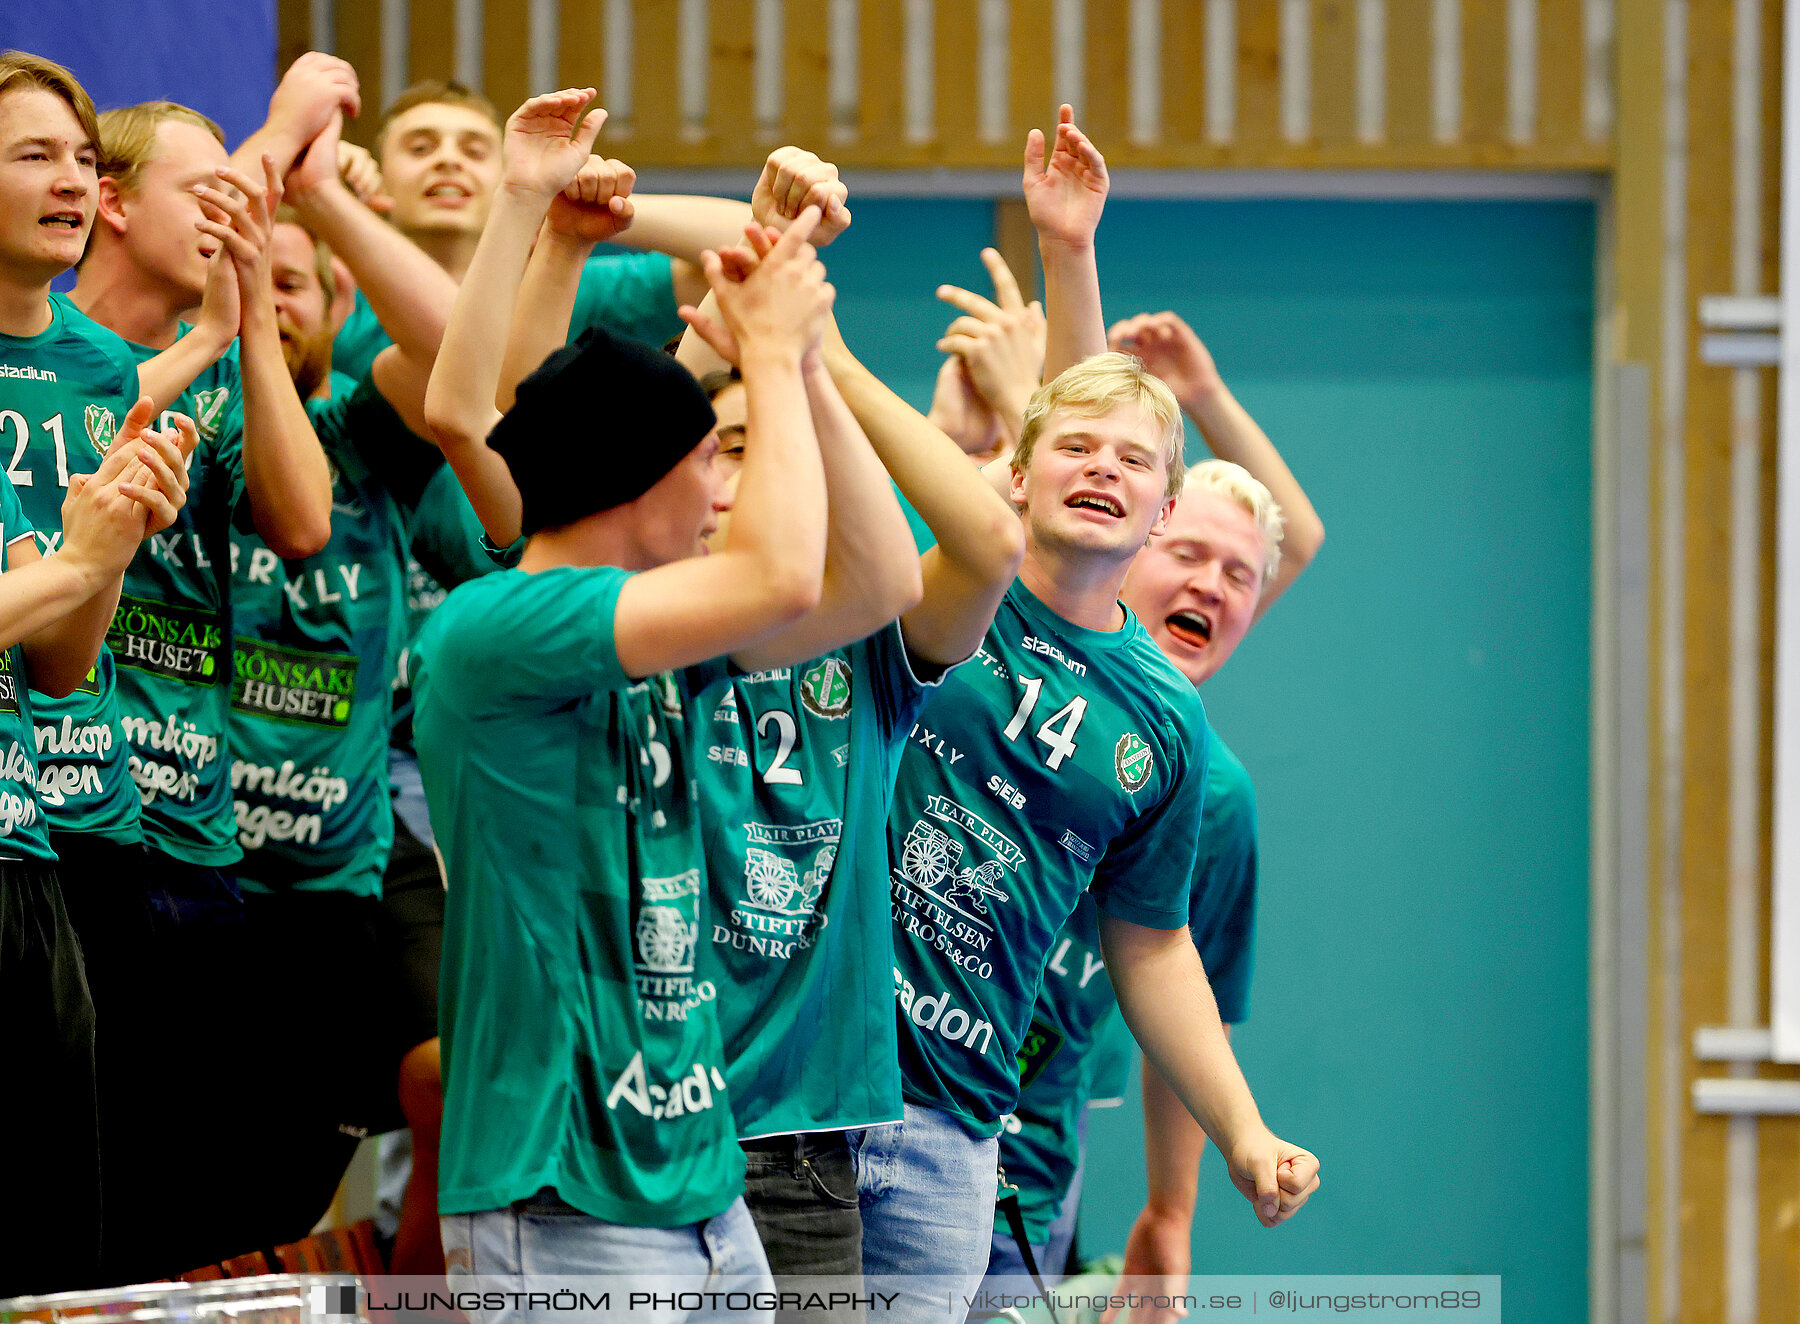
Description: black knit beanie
xmin=487 ymin=327 xmax=717 ymax=536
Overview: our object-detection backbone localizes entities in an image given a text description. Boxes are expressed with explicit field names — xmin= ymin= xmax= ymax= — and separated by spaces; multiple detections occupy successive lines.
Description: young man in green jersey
xmin=857 ymin=109 xmax=1319 ymax=1309
xmin=63 ymin=89 xmax=350 ymax=1280
xmin=0 ymin=50 xmax=285 ymax=1282
xmin=211 ymin=93 xmax=472 ymax=1259
xmin=968 ymin=306 xmax=1325 ymax=1288
xmin=416 ymin=89 xmax=838 ymax=1318
xmin=654 ymin=163 xmax=1025 ymax=1294
xmin=0 ymin=399 xmax=196 ymax=1295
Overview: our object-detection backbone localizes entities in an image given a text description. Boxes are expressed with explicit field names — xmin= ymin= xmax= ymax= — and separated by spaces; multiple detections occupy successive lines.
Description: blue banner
xmin=1 ymin=1 xmax=276 ymax=149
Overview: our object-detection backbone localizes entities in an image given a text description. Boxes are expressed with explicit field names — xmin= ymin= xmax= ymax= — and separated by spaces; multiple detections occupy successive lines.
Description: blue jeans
xmin=442 ymin=1189 xmax=773 ymax=1324
xmin=851 ymin=1104 xmax=998 ymax=1322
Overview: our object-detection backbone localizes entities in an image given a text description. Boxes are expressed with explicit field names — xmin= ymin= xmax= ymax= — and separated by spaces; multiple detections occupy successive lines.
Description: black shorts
xmin=0 ymin=857 xmax=99 ymax=1293
xmin=379 ymin=809 xmax=444 ymax=1050
xmin=241 ymin=887 xmax=418 ymax=1138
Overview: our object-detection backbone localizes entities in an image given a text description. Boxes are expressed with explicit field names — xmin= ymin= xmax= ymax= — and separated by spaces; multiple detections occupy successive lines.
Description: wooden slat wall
xmin=1536 ymin=0 xmax=1587 ymax=152
xmin=1459 ymin=0 xmax=1508 ymax=144
xmin=277 ymin=0 xmax=1612 ymax=168
xmin=1310 ymin=0 xmax=1360 ymax=147
xmin=1675 ymin=3 xmax=1735 ymax=1316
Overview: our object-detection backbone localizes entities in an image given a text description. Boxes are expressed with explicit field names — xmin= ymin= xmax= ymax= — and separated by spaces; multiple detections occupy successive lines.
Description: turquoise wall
xmin=828 ymin=196 xmax=1595 ymax=1323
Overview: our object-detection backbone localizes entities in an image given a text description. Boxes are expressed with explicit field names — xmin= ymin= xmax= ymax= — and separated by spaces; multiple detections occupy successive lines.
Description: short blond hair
xmin=1184 ymin=458 xmax=1285 ymax=589
xmin=1011 ymin=352 xmax=1186 ymax=499
xmin=97 ymin=101 xmax=224 ymax=194
xmin=0 ymin=51 xmax=101 ymax=151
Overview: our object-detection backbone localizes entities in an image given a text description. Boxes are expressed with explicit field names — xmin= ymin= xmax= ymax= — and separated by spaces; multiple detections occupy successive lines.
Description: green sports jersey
xmin=415 ymin=566 xmax=743 ymax=1227
xmin=887 ymin=578 xmax=1208 ymax=1137
xmin=390 ymin=464 xmax=498 ymax=751
xmin=0 ymin=480 xmax=55 ymax=864
xmin=228 ymin=373 xmax=439 ymax=896
xmin=997 ymin=734 xmax=1260 ymax=1240
xmin=0 ymin=293 xmax=148 ymax=842
xmin=111 ymin=332 xmax=245 ymax=865
xmin=332 ymin=250 xmax=683 ymax=384
xmin=689 ymin=625 xmax=935 ymax=1138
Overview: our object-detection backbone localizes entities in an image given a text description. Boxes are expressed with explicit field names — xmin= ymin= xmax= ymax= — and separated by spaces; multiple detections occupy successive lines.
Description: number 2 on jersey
xmin=757 ymin=709 xmax=804 ymax=785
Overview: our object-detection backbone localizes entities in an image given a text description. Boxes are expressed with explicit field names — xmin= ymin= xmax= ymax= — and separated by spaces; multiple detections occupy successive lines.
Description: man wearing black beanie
xmin=413 ymin=88 xmax=835 ymax=1319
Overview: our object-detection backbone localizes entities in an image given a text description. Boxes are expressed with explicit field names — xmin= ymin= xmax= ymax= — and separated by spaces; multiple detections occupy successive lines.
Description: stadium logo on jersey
xmin=1022 ymin=634 xmax=1087 ymax=677
xmin=637 ymin=869 xmax=701 ymax=974
xmin=799 ymin=657 xmax=852 ymax=719
xmin=191 ymin=387 xmax=230 ymax=441
xmin=83 ymin=404 xmax=117 ymax=456
xmin=741 ymin=819 xmax=841 ymax=918
xmin=0 ymin=364 xmax=55 ymax=382
xmin=1114 ymin=733 xmax=1154 ymax=792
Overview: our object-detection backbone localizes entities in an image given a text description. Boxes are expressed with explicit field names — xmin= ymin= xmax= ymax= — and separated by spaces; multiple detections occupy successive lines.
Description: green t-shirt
xmin=414 ymin=565 xmax=743 ymax=1227
xmin=997 ymin=735 xmax=1260 ymax=1240
xmin=389 ymin=464 xmax=498 ymax=751
xmin=0 ymin=480 xmax=56 ymax=864
xmin=689 ymin=625 xmax=936 ymax=1138
xmin=111 ymin=333 xmax=245 ymax=865
xmin=887 ymin=578 xmax=1208 ymax=1137
xmin=333 ymin=250 xmax=684 ymax=384
xmin=0 ymin=294 xmax=148 ymax=843
xmin=228 ymin=373 xmax=440 ymax=896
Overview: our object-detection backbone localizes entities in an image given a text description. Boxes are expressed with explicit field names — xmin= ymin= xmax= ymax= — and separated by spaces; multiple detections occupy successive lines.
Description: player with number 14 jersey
xmin=886 ymin=576 xmax=1208 ymax=1136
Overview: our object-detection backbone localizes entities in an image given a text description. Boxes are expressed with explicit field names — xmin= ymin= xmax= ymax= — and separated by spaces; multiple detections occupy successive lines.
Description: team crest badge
xmin=799 ymin=657 xmax=851 ymax=719
xmin=191 ymin=387 xmax=230 ymax=440
xmin=1114 ymin=734 xmax=1153 ymax=792
xmin=83 ymin=404 xmax=117 ymax=456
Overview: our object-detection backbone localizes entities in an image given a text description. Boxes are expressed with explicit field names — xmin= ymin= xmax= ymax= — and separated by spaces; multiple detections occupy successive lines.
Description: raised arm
xmin=608 ymin=211 xmax=834 ymax=677
xmin=1110 ymin=312 xmax=1324 ymax=613
xmin=423 ymin=89 xmax=607 ymax=546
xmin=230 ymin=51 xmax=361 ymax=180
xmin=824 ymin=328 xmax=1025 ymax=667
xmin=1024 ymin=105 xmax=1109 ymax=380
xmin=287 ymin=109 xmax=459 ymax=432
xmin=195 ymin=157 xmax=333 ymax=557
xmin=134 ymin=247 xmax=237 ymax=413
xmin=1098 ymin=913 xmax=1318 ymax=1231
xmin=498 ymin=153 xmax=638 ymax=411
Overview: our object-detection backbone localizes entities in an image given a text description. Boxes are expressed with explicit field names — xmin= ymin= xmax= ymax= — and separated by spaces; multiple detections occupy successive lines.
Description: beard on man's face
xmin=282 ymin=324 xmax=334 ymax=400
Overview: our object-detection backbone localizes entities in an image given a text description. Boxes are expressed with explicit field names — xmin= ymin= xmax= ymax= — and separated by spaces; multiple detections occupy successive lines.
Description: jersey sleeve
xmin=0 ymin=477 xmax=36 ymax=550
xmin=1089 ymin=714 xmax=1210 ymax=930
xmin=1189 ymin=782 xmax=1258 ymax=1024
xmin=854 ymin=619 xmax=946 ymax=744
xmin=330 ymin=289 xmax=393 ymax=385
xmin=569 ymin=251 xmax=687 ymax=348
xmin=435 ymin=566 xmax=634 ymax=710
xmin=319 ymin=376 xmax=445 ymax=513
